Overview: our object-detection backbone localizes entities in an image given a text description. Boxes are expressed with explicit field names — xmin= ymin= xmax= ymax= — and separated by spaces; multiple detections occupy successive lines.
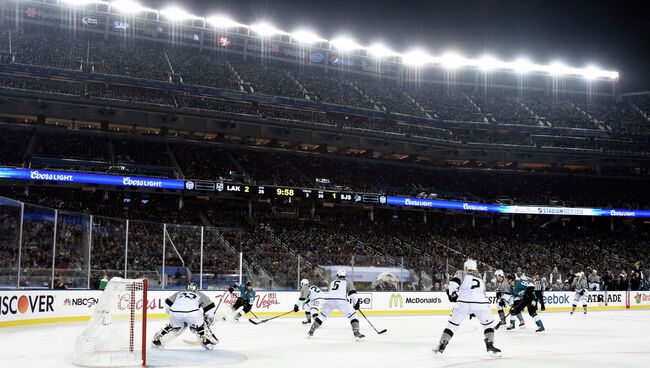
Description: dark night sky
xmin=143 ymin=0 xmax=650 ymax=91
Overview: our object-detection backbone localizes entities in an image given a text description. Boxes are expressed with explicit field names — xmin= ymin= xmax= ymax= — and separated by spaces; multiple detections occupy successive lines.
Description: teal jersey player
xmin=226 ymin=281 xmax=256 ymax=321
xmin=509 ymin=279 xmax=537 ymax=301
xmin=506 ymin=274 xmax=545 ymax=332
xmin=233 ymin=282 xmax=256 ymax=303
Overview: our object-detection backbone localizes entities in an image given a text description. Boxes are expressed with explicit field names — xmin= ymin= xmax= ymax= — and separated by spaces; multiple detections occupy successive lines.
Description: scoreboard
xmin=187 ymin=180 xmax=367 ymax=203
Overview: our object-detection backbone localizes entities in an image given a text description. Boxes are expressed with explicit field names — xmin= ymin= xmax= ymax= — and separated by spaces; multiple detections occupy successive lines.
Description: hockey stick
xmin=248 ymin=310 xmax=295 ymax=325
xmin=357 ymin=309 xmax=387 ymax=335
xmin=248 ymin=310 xmax=261 ymax=320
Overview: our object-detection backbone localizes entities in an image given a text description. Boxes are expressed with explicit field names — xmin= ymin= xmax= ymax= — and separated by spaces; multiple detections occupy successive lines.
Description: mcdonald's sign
xmin=389 ymin=294 xmax=404 ymax=308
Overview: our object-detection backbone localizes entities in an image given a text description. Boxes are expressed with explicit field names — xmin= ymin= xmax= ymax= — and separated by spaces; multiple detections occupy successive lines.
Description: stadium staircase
xmin=285 ymin=71 xmax=311 ymax=101
xmin=632 ymin=103 xmax=650 ymax=123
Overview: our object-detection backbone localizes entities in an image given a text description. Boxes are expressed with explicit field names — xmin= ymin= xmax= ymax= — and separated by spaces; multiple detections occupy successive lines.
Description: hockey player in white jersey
xmin=433 ymin=260 xmax=501 ymax=356
xmin=494 ymin=270 xmax=525 ymax=328
xmin=152 ymin=282 xmax=218 ymax=350
xmin=295 ymin=279 xmax=325 ymax=325
xmin=308 ymin=269 xmax=365 ymax=340
xmin=571 ymin=271 xmax=589 ymax=315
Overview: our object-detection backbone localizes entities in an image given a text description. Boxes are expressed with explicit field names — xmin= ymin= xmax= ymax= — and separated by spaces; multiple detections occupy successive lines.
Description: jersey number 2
xmin=471 ymin=279 xmax=481 ymax=289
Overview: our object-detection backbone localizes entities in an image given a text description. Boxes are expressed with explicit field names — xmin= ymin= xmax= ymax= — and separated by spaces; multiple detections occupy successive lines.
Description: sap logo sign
xmin=543 ymin=294 xmax=570 ymax=305
xmin=113 ymin=21 xmax=129 ymax=30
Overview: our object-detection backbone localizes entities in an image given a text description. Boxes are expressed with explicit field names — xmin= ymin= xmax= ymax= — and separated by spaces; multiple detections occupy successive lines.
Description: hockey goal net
xmin=72 ymin=278 xmax=148 ymax=367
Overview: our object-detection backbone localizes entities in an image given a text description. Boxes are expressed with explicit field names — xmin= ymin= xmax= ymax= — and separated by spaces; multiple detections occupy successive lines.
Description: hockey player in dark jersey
xmin=226 ymin=281 xmax=256 ymax=321
xmin=494 ymin=269 xmax=526 ymax=328
xmin=506 ymin=274 xmax=545 ymax=332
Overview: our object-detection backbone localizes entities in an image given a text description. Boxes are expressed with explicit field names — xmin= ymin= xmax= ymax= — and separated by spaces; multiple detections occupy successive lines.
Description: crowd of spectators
xmin=2 ymin=26 xmax=649 ymax=138
xmin=2 ymin=189 xmax=647 ymax=291
xmin=2 ymin=126 xmax=650 ymax=208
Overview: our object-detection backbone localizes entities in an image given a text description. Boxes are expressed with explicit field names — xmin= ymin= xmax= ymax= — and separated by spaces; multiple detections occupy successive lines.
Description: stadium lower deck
xmin=3 ymin=310 xmax=649 ymax=368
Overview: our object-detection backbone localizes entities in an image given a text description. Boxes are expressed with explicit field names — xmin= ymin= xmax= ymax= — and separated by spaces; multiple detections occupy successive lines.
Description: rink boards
xmin=2 ymin=289 xmax=650 ymax=327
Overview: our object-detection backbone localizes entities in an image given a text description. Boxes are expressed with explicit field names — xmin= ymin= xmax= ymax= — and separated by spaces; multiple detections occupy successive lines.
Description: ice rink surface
xmin=2 ymin=310 xmax=650 ymax=368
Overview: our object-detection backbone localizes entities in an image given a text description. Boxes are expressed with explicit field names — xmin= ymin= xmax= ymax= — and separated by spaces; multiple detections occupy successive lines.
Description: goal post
xmin=72 ymin=278 xmax=148 ymax=367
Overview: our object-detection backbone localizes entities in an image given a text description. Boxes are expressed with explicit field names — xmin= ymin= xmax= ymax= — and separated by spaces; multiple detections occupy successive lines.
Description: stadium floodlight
xmin=439 ymin=52 xmax=468 ymax=69
xmin=62 ymin=0 xmax=104 ymax=5
xmin=206 ymin=15 xmax=244 ymax=28
xmin=402 ymin=50 xmax=434 ymax=66
xmin=511 ymin=58 xmax=535 ymax=74
xmin=251 ymin=22 xmax=286 ymax=37
xmin=160 ymin=6 xmax=198 ymax=22
xmin=547 ymin=61 xmax=571 ymax=76
xmin=367 ymin=44 xmax=397 ymax=58
xmin=111 ymin=0 xmax=147 ymax=13
xmin=330 ymin=37 xmax=363 ymax=51
xmin=476 ymin=55 xmax=504 ymax=71
xmin=291 ymin=30 xmax=327 ymax=44
xmin=582 ymin=66 xmax=600 ymax=80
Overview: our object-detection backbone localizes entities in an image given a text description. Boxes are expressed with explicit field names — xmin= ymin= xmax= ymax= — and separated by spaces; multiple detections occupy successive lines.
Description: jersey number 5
xmin=332 ymin=281 xmax=341 ymax=290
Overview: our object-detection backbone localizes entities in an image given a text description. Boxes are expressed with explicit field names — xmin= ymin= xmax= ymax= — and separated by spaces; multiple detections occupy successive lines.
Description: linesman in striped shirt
xmin=532 ymin=272 xmax=547 ymax=311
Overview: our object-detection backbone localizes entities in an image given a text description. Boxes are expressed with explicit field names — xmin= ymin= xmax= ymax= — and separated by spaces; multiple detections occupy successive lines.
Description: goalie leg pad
xmin=153 ymin=324 xmax=184 ymax=347
xmin=195 ymin=324 xmax=219 ymax=350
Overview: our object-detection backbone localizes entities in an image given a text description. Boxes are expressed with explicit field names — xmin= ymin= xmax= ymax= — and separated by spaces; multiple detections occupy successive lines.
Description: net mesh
xmin=72 ymin=278 xmax=147 ymax=367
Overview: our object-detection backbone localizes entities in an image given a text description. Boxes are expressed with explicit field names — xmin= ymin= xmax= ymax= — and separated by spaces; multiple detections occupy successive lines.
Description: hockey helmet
xmin=336 ymin=269 xmax=347 ymax=278
xmin=463 ymin=259 xmax=478 ymax=272
xmin=300 ymin=278 xmax=310 ymax=287
xmin=494 ymin=269 xmax=505 ymax=278
xmin=186 ymin=282 xmax=198 ymax=292
xmin=506 ymin=273 xmax=516 ymax=282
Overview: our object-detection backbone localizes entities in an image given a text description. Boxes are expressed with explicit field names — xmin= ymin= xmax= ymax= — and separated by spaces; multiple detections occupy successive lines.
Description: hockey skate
xmin=201 ymin=335 xmax=219 ymax=350
xmin=485 ymin=339 xmax=502 ymax=357
xmin=354 ymin=331 xmax=365 ymax=341
xmin=519 ymin=322 xmax=526 ymax=329
xmin=307 ymin=324 xmax=317 ymax=338
xmin=506 ymin=324 xmax=516 ymax=330
xmin=302 ymin=320 xmax=312 ymax=325
xmin=535 ymin=326 xmax=546 ymax=333
xmin=432 ymin=340 xmax=448 ymax=354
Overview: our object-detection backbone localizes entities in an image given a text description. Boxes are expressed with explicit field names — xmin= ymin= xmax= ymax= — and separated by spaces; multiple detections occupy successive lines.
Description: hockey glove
xmin=228 ymin=286 xmax=235 ymax=294
xmin=293 ymin=304 xmax=300 ymax=313
xmin=579 ymin=290 xmax=585 ymax=296
xmin=447 ymin=291 xmax=459 ymax=303
xmin=353 ymin=300 xmax=361 ymax=310
xmin=496 ymin=291 xmax=502 ymax=299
